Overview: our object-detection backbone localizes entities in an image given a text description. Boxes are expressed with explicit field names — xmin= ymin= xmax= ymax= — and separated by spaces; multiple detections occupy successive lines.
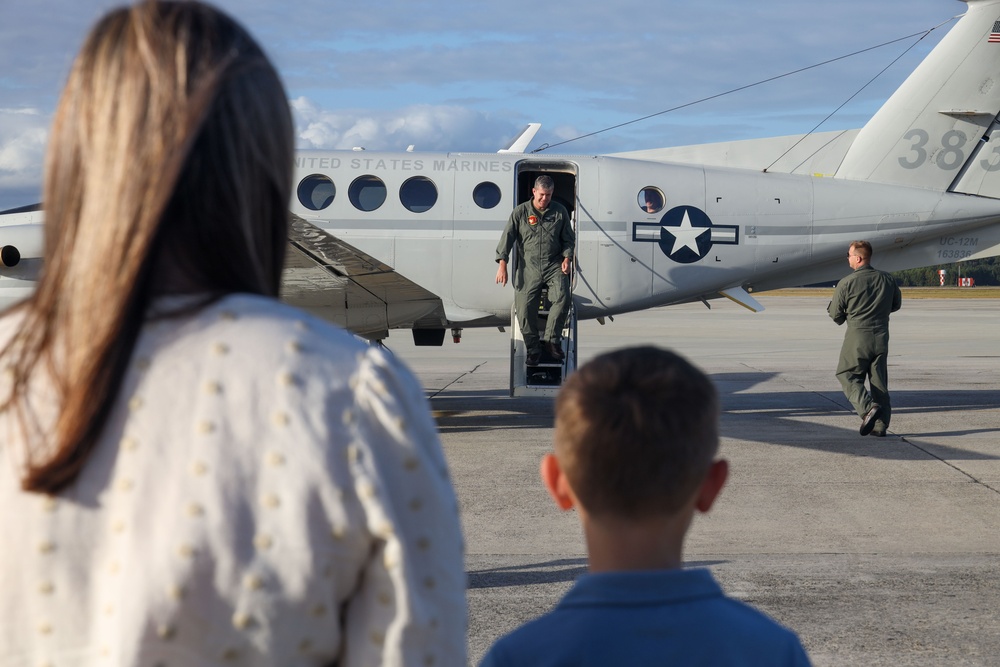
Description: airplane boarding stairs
xmin=509 ymin=288 xmax=577 ymax=397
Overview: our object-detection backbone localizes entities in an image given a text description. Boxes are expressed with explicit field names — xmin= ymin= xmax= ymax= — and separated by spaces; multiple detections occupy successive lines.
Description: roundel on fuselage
xmin=631 ymin=205 xmax=740 ymax=264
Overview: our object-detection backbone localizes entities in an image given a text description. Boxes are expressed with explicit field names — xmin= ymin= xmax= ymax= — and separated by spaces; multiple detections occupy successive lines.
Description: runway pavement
xmin=384 ymin=294 xmax=1000 ymax=666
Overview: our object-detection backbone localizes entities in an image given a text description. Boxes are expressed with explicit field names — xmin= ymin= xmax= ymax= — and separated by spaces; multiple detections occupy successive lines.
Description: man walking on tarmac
xmin=496 ymin=175 xmax=575 ymax=366
xmin=829 ymin=240 xmax=902 ymax=437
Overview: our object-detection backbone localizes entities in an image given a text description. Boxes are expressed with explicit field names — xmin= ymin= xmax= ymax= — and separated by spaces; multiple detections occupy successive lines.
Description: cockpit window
xmin=349 ymin=175 xmax=387 ymax=212
xmin=400 ymin=176 xmax=438 ymax=213
xmin=297 ymin=174 xmax=335 ymax=211
xmin=638 ymin=187 xmax=664 ymax=214
xmin=473 ymin=181 xmax=501 ymax=209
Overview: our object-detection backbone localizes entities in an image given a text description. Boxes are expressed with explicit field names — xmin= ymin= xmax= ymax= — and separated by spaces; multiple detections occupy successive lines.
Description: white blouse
xmin=0 ymin=294 xmax=466 ymax=666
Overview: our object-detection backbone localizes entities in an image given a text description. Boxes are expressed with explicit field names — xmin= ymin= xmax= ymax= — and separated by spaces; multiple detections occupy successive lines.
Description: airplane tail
xmin=836 ymin=0 xmax=1000 ymax=197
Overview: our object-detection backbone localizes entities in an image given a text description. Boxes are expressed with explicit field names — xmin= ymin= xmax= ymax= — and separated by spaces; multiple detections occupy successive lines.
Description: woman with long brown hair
xmin=0 ymin=2 xmax=466 ymax=664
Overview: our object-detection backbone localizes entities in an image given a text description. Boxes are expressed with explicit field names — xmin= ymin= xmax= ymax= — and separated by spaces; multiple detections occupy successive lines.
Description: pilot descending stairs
xmin=510 ymin=288 xmax=577 ymax=397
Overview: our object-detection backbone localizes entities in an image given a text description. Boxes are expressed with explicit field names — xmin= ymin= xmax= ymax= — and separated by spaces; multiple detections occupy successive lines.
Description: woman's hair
xmin=2 ymin=0 xmax=294 ymax=493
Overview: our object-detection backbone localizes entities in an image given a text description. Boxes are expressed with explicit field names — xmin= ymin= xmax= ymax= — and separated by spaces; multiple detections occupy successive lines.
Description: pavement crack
xmin=737 ymin=363 xmax=1000 ymax=497
xmin=899 ymin=436 xmax=1000 ymax=496
xmin=427 ymin=361 xmax=488 ymax=399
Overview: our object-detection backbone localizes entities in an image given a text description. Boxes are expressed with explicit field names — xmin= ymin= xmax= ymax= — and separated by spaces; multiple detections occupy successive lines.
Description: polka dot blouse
xmin=0 ymin=294 xmax=467 ymax=666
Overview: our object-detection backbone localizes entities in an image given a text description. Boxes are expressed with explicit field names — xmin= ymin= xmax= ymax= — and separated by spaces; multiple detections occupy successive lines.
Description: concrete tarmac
xmin=384 ymin=295 xmax=1000 ymax=666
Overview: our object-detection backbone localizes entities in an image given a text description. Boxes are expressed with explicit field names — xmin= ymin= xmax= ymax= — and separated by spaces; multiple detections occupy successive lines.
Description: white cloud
xmin=0 ymin=108 xmax=48 ymax=209
xmin=0 ymin=0 xmax=961 ymax=207
xmin=0 ymin=108 xmax=42 ymax=116
xmin=291 ymin=97 xmax=521 ymax=153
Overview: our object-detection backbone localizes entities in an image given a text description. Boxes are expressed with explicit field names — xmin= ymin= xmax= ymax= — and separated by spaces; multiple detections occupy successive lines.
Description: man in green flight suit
xmin=829 ymin=240 xmax=902 ymax=437
xmin=496 ymin=175 xmax=575 ymax=366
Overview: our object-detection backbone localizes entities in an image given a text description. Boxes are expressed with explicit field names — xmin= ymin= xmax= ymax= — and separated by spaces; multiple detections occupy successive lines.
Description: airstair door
xmin=508 ymin=162 xmax=579 ymax=397
xmin=510 ymin=298 xmax=577 ymax=397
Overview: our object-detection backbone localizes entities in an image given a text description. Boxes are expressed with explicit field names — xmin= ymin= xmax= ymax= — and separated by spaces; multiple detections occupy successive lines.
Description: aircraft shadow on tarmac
xmin=716 ymin=372 xmax=1000 ymax=461
xmin=431 ymin=390 xmax=556 ymax=434
xmin=429 ymin=374 xmax=1000 ymax=461
xmin=466 ymin=558 xmax=728 ymax=590
xmin=466 ymin=558 xmax=587 ymax=589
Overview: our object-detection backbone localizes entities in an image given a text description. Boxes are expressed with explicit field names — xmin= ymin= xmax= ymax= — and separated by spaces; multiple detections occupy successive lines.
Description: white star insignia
xmin=664 ymin=210 xmax=708 ymax=256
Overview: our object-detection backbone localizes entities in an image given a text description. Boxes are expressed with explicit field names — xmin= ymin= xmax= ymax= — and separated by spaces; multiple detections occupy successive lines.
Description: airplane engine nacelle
xmin=1 ymin=246 xmax=20 ymax=267
xmin=0 ymin=223 xmax=44 ymax=267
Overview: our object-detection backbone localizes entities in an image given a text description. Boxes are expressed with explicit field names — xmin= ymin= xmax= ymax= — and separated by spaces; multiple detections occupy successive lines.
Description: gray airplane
xmin=3 ymin=0 xmax=1000 ymax=377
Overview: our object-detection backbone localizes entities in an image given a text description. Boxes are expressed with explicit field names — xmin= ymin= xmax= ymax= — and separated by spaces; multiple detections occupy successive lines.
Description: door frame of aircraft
xmin=509 ymin=161 xmax=580 ymax=396
xmin=513 ymin=160 xmax=580 ymax=287
xmin=514 ymin=161 xmax=578 ymax=220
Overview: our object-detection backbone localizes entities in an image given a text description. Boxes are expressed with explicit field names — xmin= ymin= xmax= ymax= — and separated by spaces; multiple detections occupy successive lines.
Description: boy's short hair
xmin=554 ymin=346 xmax=719 ymax=518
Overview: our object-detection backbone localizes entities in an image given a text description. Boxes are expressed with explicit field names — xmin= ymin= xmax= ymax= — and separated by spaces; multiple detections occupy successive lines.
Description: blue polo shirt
xmin=480 ymin=568 xmax=811 ymax=666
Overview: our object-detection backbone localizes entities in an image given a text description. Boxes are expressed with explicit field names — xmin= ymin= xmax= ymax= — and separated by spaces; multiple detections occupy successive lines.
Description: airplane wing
xmin=283 ymin=214 xmax=446 ymax=340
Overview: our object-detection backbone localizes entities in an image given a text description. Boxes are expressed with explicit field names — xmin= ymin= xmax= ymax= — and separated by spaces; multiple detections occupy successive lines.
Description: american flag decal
xmin=989 ymin=19 xmax=1000 ymax=43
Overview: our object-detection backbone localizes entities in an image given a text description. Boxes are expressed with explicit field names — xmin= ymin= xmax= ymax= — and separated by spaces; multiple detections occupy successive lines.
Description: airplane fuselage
xmin=5 ymin=2 xmax=1000 ymax=345
xmin=289 ymin=149 xmax=1000 ymax=330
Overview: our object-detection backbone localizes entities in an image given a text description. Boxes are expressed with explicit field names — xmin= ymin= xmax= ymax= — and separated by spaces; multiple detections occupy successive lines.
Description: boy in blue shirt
xmin=480 ymin=346 xmax=811 ymax=666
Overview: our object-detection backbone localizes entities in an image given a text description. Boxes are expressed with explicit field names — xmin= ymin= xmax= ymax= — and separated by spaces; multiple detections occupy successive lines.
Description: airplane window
xmin=400 ymin=176 xmax=438 ymax=213
xmin=638 ymin=187 xmax=664 ymax=214
xmin=348 ymin=175 xmax=387 ymax=212
xmin=473 ymin=182 xmax=501 ymax=209
xmin=297 ymin=174 xmax=335 ymax=211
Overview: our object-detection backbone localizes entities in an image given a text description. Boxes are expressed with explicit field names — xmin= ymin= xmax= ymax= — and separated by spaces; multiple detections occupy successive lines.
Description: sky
xmin=0 ymin=0 xmax=965 ymax=210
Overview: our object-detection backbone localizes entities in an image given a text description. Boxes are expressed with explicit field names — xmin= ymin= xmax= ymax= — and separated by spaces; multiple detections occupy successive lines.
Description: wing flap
xmin=282 ymin=215 xmax=446 ymax=340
